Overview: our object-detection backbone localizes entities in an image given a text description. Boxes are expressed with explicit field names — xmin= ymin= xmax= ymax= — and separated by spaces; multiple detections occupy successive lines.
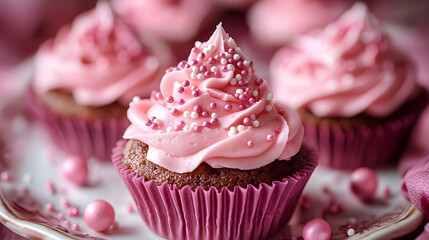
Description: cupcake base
xmin=112 ymin=140 xmax=317 ymax=240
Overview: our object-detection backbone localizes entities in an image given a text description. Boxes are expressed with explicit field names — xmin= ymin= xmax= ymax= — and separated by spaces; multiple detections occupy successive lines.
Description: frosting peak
xmin=270 ymin=3 xmax=418 ymax=117
xmin=34 ymin=2 xmax=173 ymax=107
xmin=124 ymin=24 xmax=304 ymax=173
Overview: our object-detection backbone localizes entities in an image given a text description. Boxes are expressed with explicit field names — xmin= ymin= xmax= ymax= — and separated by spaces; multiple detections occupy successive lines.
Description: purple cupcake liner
xmin=303 ymin=94 xmax=427 ymax=170
xmin=112 ymin=140 xmax=317 ymax=240
xmin=27 ymin=89 xmax=130 ymax=161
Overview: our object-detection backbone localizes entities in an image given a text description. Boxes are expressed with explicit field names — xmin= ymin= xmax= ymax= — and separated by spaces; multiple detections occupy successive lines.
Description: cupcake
xmin=247 ymin=0 xmax=349 ymax=47
xmin=112 ymin=24 xmax=317 ymax=239
xmin=29 ymin=2 xmax=173 ymax=161
xmin=270 ymin=3 xmax=427 ymax=169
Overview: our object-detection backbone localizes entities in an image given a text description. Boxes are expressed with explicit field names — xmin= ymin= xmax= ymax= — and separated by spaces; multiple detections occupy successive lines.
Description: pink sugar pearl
xmin=302 ymin=218 xmax=331 ymax=240
xmin=350 ymin=167 xmax=378 ymax=201
xmin=84 ymin=200 xmax=115 ymax=232
xmin=61 ymin=155 xmax=88 ymax=186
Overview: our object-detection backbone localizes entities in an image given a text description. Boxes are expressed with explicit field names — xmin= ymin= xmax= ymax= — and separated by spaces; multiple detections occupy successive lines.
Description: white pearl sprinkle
xmin=252 ymin=120 xmax=260 ymax=128
xmin=250 ymin=114 xmax=256 ymax=120
xmin=228 ymin=127 xmax=237 ymax=136
xmin=190 ymin=122 xmax=198 ymax=128
xmin=265 ymin=104 xmax=273 ymax=112
xmin=132 ymin=96 xmax=141 ymax=103
xmin=225 ymin=53 xmax=232 ymax=59
xmin=220 ymin=58 xmax=227 ymax=65
xmin=237 ymin=125 xmax=245 ymax=132
xmin=183 ymin=111 xmax=191 ymax=118
xmin=157 ymin=130 xmax=163 ymax=135
xmin=129 ymin=102 xmax=134 ymax=107
xmin=183 ymin=126 xmax=190 ymax=132
xmin=197 ymin=73 xmax=204 ymax=80
xmin=211 ymin=66 xmax=218 ymax=72
xmin=227 ymin=64 xmax=235 ymax=71
xmin=211 ymin=113 xmax=217 ymax=118
xmin=233 ymin=54 xmax=240 ymax=61
xmin=253 ymin=90 xmax=259 ymax=97
xmin=347 ymin=228 xmax=356 ymax=237
xmin=203 ymin=48 xmax=210 ymax=55
xmin=194 ymin=41 xmax=202 ymax=47
xmin=236 ymin=89 xmax=244 ymax=94
xmin=243 ymin=61 xmax=250 ymax=67
xmin=167 ymin=126 xmax=174 ymax=133
xmin=208 ymin=44 xmax=215 ymax=50
xmin=191 ymin=112 xmax=198 ymax=119
xmin=230 ymin=78 xmax=237 ymax=85
xmin=153 ymin=119 xmax=161 ymax=124
xmin=192 ymin=66 xmax=198 ymax=72
xmin=235 ymin=74 xmax=242 ymax=80
xmin=190 ymin=72 xmax=197 ymax=79
xmin=266 ymin=93 xmax=273 ymax=101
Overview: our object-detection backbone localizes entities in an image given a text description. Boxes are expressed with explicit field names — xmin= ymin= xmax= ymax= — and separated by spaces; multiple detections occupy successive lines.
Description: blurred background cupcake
xmin=28 ymin=1 xmax=174 ymax=161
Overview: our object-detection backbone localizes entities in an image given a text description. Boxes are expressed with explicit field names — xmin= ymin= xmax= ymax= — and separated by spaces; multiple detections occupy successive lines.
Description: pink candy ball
xmin=61 ymin=155 xmax=88 ymax=186
xmin=84 ymin=200 xmax=115 ymax=232
xmin=302 ymin=218 xmax=331 ymax=240
xmin=350 ymin=167 xmax=378 ymax=201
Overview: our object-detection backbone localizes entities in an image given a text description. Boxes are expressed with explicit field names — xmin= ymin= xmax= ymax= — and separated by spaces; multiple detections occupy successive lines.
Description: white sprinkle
xmin=192 ymin=66 xmax=198 ymax=72
xmin=132 ymin=96 xmax=141 ymax=103
xmin=203 ymin=48 xmax=210 ymax=55
xmin=221 ymin=58 xmax=227 ymax=65
xmin=228 ymin=127 xmax=237 ymax=136
xmin=230 ymin=78 xmax=237 ymax=85
xmin=153 ymin=119 xmax=160 ymax=125
xmin=347 ymin=228 xmax=356 ymax=237
xmin=253 ymin=90 xmax=258 ymax=97
xmin=342 ymin=74 xmax=355 ymax=86
xmin=197 ymin=73 xmax=204 ymax=80
xmin=235 ymin=74 xmax=242 ymax=80
xmin=250 ymin=114 xmax=256 ymax=120
xmin=265 ymin=104 xmax=273 ymax=112
xmin=191 ymin=112 xmax=198 ymax=119
xmin=243 ymin=61 xmax=250 ymax=67
xmin=252 ymin=120 xmax=260 ymax=128
xmin=225 ymin=53 xmax=232 ymax=59
xmin=194 ymin=41 xmax=202 ymax=48
xmin=23 ymin=173 xmax=33 ymax=184
xmin=129 ymin=102 xmax=134 ymax=107
xmin=266 ymin=93 xmax=273 ymax=101
xmin=190 ymin=72 xmax=197 ymax=79
xmin=190 ymin=122 xmax=198 ymax=128
xmin=183 ymin=126 xmax=190 ymax=132
xmin=167 ymin=126 xmax=174 ymax=133
xmin=237 ymin=125 xmax=245 ymax=132
xmin=211 ymin=66 xmax=218 ymax=72
xmin=183 ymin=111 xmax=191 ymax=118
xmin=227 ymin=64 xmax=235 ymax=71
xmin=208 ymin=44 xmax=216 ymax=50
xmin=211 ymin=113 xmax=217 ymax=118
xmin=236 ymin=89 xmax=244 ymax=94
xmin=325 ymin=81 xmax=338 ymax=91
xmin=233 ymin=54 xmax=240 ymax=61
xmin=157 ymin=130 xmax=163 ymax=135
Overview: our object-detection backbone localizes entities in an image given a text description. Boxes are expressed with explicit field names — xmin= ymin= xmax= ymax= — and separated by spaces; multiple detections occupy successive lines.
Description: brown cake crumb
xmin=122 ymin=139 xmax=315 ymax=191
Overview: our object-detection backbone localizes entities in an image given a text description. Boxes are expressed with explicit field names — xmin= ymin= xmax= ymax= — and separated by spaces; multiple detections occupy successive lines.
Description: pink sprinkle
xmin=171 ymin=108 xmax=179 ymax=116
xmin=185 ymin=64 xmax=191 ymax=68
xmin=1 ymin=171 xmax=11 ymax=181
xmin=182 ymin=80 xmax=190 ymax=87
xmin=166 ymin=96 xmax=174 ymax=103
xmin=249 ymin=61 xmax=254 ymax=66
xmin=191 ymin=86 xmax=198 ymax=91
xmin=179 ymin=99 xmax=185 ymax=105
xmin=165 ymin=68 xmax=174 ymax=73
xmin=248 ymin=98 xmax=255 ymax=105
xmin=191 ymin=47 xmax=198 ymax=53
xmin=201 ymin=111 xmax=209 ymax=118
xmin=46 ymin=203 xmax=55 ymax=212
xmin=64 ymin=220 xmax=72 ymax=228
xmin=209 ymin=118 xmax=218 ymax=125
xmin=228 ymin=58 xmax=233 ymax=64
xmin=178 ymin=121 xmax=186 ymax=127
xmin=247 ymin=140 xmax=254 ymax=148
xmin=44 ymin=181 xmax=56 ymax=195
xmin=243 ymin=117 xmax=251 ymax=126
xmin=145 ymin=120 xmax=152 ymax=126
xmin=221 ymin=66 xmax=228 ymax=72
xmin=266 ymin=134 xmax=274 ymax=142
xmin=199 ymin=65 xmax=207 ymax=72
xmin=238 ymin=80 xmax=244 ymax=86
xmin=255 ymin=78 xmax=263 ymax=86
xmin=208 ymin=57 xmax=215 ymax=64
xmin=125 ymin=204 xmax=134 ymax=213
xmin=174 ymin=125 xmax=182 ymax=131
xmin=204 ymin=71 xmax=211 ymax=78
xmin=224 ymin=104 xmax=232 ymax=111
xmin=192 ymin=90 xmax=200 ymax=97
xmin=58 ymin=213 xmax=65 ymax=220
xmin=228 ymin=48 xmax=235 ymax=54
xmin=190 ymin=59 xmax=198 ymax=65
xmin=193 ymin=126 xmax=202 ymax=132
xmin=155 ymin=92 xmax=163 ymax=100
xmin=202 ymin=121 xmax=210 ymax=128
xmin=275 ymin=127 xmax=281 ymax=133
xmin=151 ymin=116 xmax=157 ymax=120
xmin=234 ymin=93 xmax=240 ymax=99
xmin=214 ymin=55 xmax=221 ymax=61
xmin=68 ymin=206 xmax=79 ymax=217
xmin=214 ymin=72 xmax=221 ymax=78
xmin=210 ymin=102 xmax=217 ymax=109
xmin=177 ymin=87 xmax=184 ymax=94
xmin=220 ymin=53 xmax=226 ymax=58
xmin=72 ymin=223 xmax=80 ymax=232
xmin=151 ymin=123 xmax=159 ymax=130
xmin=239 ymin=95 xmax=246 ymax=101
xmin=178 ymin=61 xmax=187 ymax=69
xmin=239 ymin=104 xmax=245 ymax=110
xmin=241 ymin=70 xmax=248 ymax=76
xmin=198 ymin=53 xmax=205 ymax=60
xmin=61 ymin=198 xmax=70 ymax=207
xmin=194 ymin=105 xmax=202 ymax=113
xmin=236 ymin=61 xmax=243 ymax=69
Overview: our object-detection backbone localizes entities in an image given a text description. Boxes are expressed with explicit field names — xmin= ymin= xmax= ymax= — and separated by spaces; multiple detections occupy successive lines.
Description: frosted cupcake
xmin=270 ymin=3 xmax=427 ymax=169
xmin=247 ymin=0 xmax=349 ymax=47
xmin=29 ymin=2 xmax=173 ymax=161
xmin=112 ymin=24 xmax=317 ymax=239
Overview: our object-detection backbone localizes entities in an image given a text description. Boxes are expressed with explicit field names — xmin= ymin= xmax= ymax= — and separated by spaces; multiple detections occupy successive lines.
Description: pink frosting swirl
xmin=33 ymin=2 xmax=173 ymax=107
xmin=270 ymin=3 xmax=419 ymax=117
xmin=124 ymin=24 xmax=304 ymax=173
xmin=112 ymin=0 xmax=214 ymax=43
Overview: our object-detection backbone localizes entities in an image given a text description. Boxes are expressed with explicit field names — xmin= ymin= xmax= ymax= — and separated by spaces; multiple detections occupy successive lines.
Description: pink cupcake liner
xmin=303 ymin=93 xmax=427 ymax=170
xmin=27 ymin=89 xmax=130 ymax=161
xmin=112 ymin=140 xmax=317 ymax=240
